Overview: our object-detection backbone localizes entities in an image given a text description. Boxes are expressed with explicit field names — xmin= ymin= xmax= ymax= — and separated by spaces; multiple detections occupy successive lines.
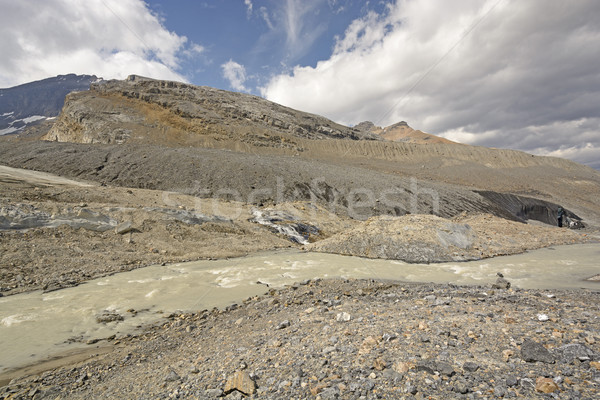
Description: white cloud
xmin=262 ymin=0 xmax=600 ymax=168
xmin=182 ymin=43 xmax=205 ymax=59
xmin=254 ymin=0 xmax=328 ymax=64
xmin=221 ymin=60 xmax=248 ymax=91
xmin=0 ymin=0 xmax=199 ymax=87
xmin=260 ymin=6 xmax=275 ymax=30
xmin=245 ymin=0 xmax=253 ymax=18
xmin=282 ymin=0 xmax=328 ymax=61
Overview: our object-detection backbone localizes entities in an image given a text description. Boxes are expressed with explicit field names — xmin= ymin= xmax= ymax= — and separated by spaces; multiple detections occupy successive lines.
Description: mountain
xmin=0 ymin=74 xmax=101 ymax=135
xmin=44 ymin=75 xmax=379 ymax=145
xmin=2 ymin=75 xmax=599 ymax=228
xmin=355 ymin=120 xmax=455 ymax=144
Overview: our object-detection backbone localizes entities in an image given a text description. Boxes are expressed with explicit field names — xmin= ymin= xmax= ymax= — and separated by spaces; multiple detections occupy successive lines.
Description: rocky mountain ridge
xmin=44 ymin=75 xmax=380 ymax=145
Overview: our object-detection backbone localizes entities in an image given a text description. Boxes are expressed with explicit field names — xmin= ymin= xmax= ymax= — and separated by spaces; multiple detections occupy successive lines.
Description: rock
xmin=224 ymin=391 xmax=243 ymax=400
xmin=336 ymin=312 xmax=351 ymax=322
xmin=585 ymin=336 xmax=596 ymax=345
xmin=416 ymin=361 xmax=435 ymax=375
xmin=502 ymin=349 xmax=514 ymax=362
xmin=521 ymin=338 xmax=555 ymax=363
xmin=505 ymin=376 xmax=518 ymax=387
xmin=452 ymin=380 xmax=470 ymax=394
xmin=204 ymin=388 xmax=224 ymax=398
xmin=405 ymin=383 xmax=418 ymax=395
xmin=115 ymin=221 xmax=134 ymax=235
xmin=373 ymin=357 xmax=387 ymax=371
xmin=382 ymin=333 xmax=397 ymax=341
xmin=224 ymin=370 xmax=256 ymax=396
xmin=590 ymin=361 xmax=600 ymax=370
xmin=164 ymin=370 xmax=180 ymax=382
xmin=436 ymin=362 xmax=455 ymax=377
xmin=43 ymin=283 xmax=66 ymax=293
xmin=492 ymin=275 xmax=511 ymax=289
xmin=537 ymin=314 xmax=549 ymax=322
xmin=382 ymin=369 xmax=403 ymax=382
xmin=393 ymin=361 xmax=414 ymax=373
xmin=358 ymin=336 xmax=378 ymax=355
xmin=535 ymin=377 xmax=559 ymax=393
xmin=494 ymin=385 xmax=507 ymax=397
xmin=554 ymin=343 xmax=597 ymax=363
xmin=310 ymin=382 xmax=329 ymax=396
xmin=319 ymin=386 xmax=340 ymax=400
xmin=275 ymin=320 xmax=290 ymax=330
xmin=520 ymin=378 xmax=535 ymax=390
xmin=462 ymin=361 xmax=480 ymax=372
xmin=95 ymin=310 xmax=124 ymax=323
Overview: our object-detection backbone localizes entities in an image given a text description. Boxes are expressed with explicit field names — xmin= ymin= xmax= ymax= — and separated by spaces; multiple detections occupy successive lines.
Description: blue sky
xmin=1 ymin=0 xmax=599 ymax=169
xmin=145 ymin=1 xmax=388 ymax=92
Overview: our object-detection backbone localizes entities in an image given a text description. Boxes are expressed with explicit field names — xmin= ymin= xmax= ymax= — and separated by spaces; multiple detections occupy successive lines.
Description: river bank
xmin=1 ymin=164 xmax=596 ymax=297
xmin=1 ymin=165 xmax=600 ymax=398
xmin=2 ymin=278 xmax=599 ymax=399
xmin=1 ymin=244 xmax=600 ymax=396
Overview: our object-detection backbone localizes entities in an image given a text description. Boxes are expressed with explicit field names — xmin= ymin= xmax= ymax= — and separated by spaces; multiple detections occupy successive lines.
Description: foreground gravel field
xmin=2 ymin=278 xmax=599 ymax=399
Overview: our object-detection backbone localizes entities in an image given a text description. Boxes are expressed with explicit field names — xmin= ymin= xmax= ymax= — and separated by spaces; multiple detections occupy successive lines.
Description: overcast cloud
xmin=262 ymin=0 xmax=600 ymax=169
xmin=0 ymin=0 xmax=192 ymax=87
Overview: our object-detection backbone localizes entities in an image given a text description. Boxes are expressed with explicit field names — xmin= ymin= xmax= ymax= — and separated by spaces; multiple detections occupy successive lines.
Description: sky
xmin=1 ymin=0 xmax=599 ymax=169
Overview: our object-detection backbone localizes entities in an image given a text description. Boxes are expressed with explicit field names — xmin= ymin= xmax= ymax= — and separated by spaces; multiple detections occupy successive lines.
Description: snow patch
xmin=22 ymin=115 xmax=47 ymax=123
xmin=0 ymin=127 xmax=19 ymax=135
xmin=0 ymin=115 xmax=48 ymax=135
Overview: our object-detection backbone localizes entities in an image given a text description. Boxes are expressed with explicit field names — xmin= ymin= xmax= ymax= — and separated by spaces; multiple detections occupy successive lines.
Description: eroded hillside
xmin=1 ymin=75 xmax=598 ymax=228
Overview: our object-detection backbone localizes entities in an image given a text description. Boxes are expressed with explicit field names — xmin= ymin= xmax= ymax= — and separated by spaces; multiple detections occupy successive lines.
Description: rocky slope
xmin=43 ymin=75 xmax=380 ymax=145
xmin=0 ymin=165 xmax=353 ymax=295
xmin=0 ymin=140 xmax=588 ymax=226
xmin=31 ymin=76 xmax=600 ymax=225
xmin=307 ymin=214 xmax=589 ymax=263
xmin=2 ymin=279 xmax=599 ymax=399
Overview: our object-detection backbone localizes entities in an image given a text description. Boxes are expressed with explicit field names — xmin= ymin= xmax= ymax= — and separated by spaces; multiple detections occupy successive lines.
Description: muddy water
xmin=1 ymin=243 xmax=599 ymax=375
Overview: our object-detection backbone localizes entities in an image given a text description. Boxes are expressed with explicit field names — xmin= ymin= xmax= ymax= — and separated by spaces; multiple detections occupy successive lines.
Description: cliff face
xmin=44 ymin=75 xmax=381 ymax=145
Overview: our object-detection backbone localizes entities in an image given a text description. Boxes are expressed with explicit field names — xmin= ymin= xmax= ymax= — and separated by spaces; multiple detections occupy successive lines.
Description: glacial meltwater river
xmin=1 ymin=244 xmax=599 ymax=375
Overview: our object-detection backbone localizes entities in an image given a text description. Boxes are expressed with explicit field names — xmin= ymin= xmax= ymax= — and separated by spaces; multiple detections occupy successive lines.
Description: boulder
xmin=521 ymin=339 xmax=554 ymax=363
xmin=553 ymin=343 xmax=597 ymax=363
xmin=224 ymin=370 xmax=256 ymax=396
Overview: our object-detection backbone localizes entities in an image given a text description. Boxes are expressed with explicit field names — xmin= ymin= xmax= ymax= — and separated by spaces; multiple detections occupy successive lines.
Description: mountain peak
xmin=0 ymin=74 xmax=101 ymax=135
xmin=355 ymin=120 xmax=455 ymax=144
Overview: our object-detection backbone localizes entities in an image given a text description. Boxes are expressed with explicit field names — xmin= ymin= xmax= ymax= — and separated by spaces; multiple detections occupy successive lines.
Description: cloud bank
xmin=0 ymin=0 xmax=195 ymax=87
xmin=262 ymin=0 xmax=600 ymax=168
